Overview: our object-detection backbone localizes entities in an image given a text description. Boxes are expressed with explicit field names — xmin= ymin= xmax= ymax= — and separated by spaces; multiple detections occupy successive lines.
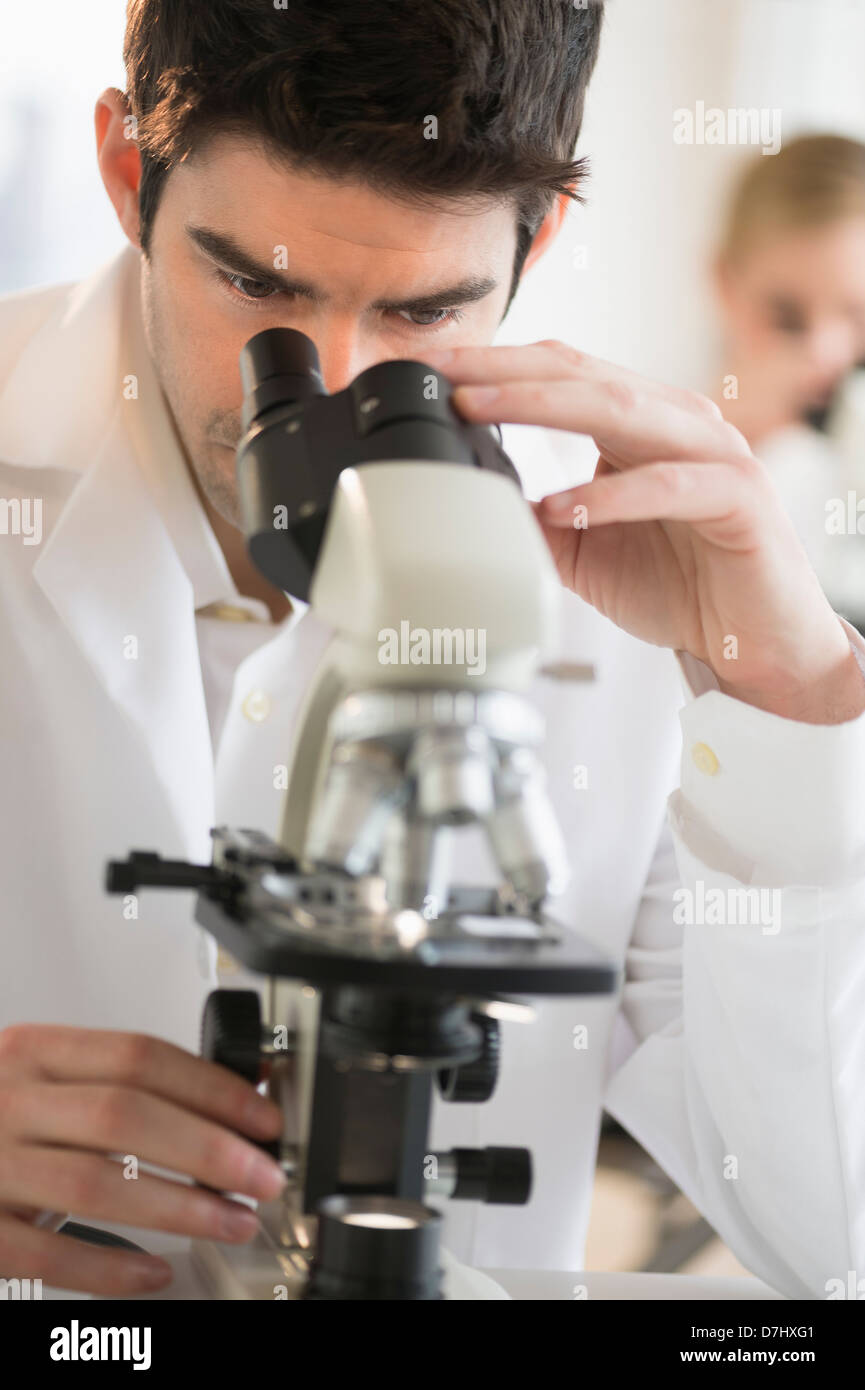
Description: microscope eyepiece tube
xmin=239 ymin=327 xmax=327 ymax=430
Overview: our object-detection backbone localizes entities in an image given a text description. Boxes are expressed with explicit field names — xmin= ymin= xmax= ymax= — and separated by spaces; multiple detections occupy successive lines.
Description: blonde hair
xmin=720 ymin=134 xmax=865 ymax=264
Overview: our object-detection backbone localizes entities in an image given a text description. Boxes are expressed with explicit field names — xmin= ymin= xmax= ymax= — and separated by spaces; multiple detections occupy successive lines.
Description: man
xmin=0 ymin=0 xmax=863 ymax=1299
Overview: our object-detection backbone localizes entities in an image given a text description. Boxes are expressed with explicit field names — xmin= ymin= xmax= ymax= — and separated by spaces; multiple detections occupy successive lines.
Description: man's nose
xmin=309 ymin=322 xmax=390 ymax=394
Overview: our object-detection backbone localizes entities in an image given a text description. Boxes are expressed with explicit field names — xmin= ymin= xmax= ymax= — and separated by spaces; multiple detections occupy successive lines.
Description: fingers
xmin=0 ymin=1025 xmax=281 ymax=1143
xmin=0 ymin=1144 xmax=265 ymax=1247
xmin=423 ymin=339 xmax=726 ymax=423
xmin=446 ymin=377 xmax=748 ymax=468
xmin=0 ymin=1029 xmax=287 ymax=1292
xmin=1 ymin=1081 xmax=286 ymax=1202
xmin=538 ymin=460 xmax=764 ymax=545
xmin=0 ymin=1211 xmax=173 ymax=1297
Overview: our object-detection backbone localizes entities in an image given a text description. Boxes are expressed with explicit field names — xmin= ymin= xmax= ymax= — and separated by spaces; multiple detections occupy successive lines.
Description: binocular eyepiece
xmin=240 ymin=327 xmax=327 ymax=431
xmin=235 ymin=327 xmax=520 ymax=602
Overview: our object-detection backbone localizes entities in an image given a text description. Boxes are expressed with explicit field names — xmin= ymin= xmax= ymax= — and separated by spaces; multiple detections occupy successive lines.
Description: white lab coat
xmin=1 ymin=247 xmax=864 ymax=1298
xmin=758 ymin=421 xmax=865 ymax=631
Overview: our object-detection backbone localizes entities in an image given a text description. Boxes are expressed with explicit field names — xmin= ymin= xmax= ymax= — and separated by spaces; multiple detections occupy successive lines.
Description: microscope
xmin=107 ymin=328 xmax=617 ymax=1299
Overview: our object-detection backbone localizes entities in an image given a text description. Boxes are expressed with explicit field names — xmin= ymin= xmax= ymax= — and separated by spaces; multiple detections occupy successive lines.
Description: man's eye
xmin=397 ymin=307 xmax=462 ymax=328
xmin=221 ymin=270 xmax=279 ymax=301
xmin=215 ymin=269 xmax=462 ymax=325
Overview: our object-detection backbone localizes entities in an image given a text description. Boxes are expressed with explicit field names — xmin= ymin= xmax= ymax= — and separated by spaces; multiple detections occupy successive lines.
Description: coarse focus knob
xmin=200 ymin=989 xmax=264 ymax=1085
xmin=199 ymin=989 xmax=280 ymax=1165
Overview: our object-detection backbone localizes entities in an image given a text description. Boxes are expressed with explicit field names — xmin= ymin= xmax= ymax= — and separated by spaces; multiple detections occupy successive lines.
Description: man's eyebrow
xmin=186 ymin=224 xmax=498 ymax=311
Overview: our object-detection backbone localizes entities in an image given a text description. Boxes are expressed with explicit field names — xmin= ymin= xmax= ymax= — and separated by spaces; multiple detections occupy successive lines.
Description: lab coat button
xmin=216 ymin=945 xmax=239 ymax=976
xmin=691 ymin=741 xmax=720 ymax=776
xmin=242 ymin=689 xmax=271 ymax=722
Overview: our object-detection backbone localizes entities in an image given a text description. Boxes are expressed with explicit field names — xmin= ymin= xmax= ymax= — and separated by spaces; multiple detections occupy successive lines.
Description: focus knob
xmin=199 ymin=988 xmax=279 ymax=1162
xmin=200 ymin=988 xmax=263 ymax=1085
xmin=451 ymin=1147 xmax=532 ymax=1205
xmin=437 ymin=1014 xmax=500 ymax=1102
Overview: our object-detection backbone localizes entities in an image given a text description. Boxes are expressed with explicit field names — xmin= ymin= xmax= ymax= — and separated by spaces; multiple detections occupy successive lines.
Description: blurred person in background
xmin=711 ymin=134 xmax=865 ymax=630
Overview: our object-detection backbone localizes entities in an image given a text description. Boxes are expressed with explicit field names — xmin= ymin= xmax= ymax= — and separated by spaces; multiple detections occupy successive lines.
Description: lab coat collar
xmin=0 ymin=251 xmax=128 ymax=475
xmin=0 ymin=246 xmax=223 ymax=847
xmin=31 ymin=414 xmax=218 ymax=850
xmin=0 ymin=245 xmax=242 ymax=614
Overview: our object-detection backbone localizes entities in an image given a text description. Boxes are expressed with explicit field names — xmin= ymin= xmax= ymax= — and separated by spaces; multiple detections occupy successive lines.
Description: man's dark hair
xmin=123 ymin=0 xmax=604 ymax=310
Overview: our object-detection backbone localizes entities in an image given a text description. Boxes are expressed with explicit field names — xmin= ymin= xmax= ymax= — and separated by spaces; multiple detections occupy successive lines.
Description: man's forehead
xmin=175 ymin=131 xmax=515 ymax=254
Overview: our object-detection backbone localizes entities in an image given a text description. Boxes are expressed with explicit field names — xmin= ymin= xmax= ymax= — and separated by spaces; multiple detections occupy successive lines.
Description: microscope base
xmin=190 ymin=1234 xmax=306 ymax=1301
xmin=189 ymin=1234 xmax=510 ymax=1300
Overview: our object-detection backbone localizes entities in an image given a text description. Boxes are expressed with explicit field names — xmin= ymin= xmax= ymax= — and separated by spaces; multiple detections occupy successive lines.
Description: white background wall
xmin=504 ymin=0 xmax=865 ymax=391
xmin=0 ymin=1 xmax=126 ymax=292
xmin=2 ymin=0 xmax=865 ymax=403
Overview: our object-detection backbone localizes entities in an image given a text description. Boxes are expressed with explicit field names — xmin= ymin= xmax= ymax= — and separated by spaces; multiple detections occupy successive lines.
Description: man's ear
xmin=522 ymin=191 xmax=573 ymax=275
xmin=95 ymin=87 xmax=142 ymax=249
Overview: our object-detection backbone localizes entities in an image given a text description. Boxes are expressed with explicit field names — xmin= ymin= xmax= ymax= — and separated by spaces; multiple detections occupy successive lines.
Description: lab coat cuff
xmin=672 ymin=619 xmax=865 ymax=884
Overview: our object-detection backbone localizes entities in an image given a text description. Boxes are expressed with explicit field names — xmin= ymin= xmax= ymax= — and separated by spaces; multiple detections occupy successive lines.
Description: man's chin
xmin=197 ymin=446 xmax=243 ymax=528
